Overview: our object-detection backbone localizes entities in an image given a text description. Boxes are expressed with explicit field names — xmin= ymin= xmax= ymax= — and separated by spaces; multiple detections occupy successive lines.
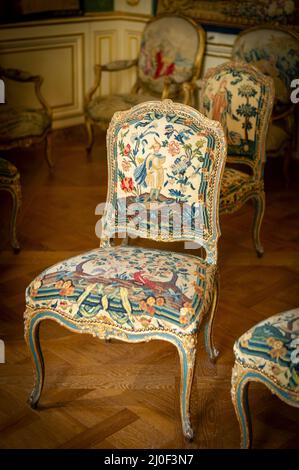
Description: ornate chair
xmin=0 ymin=67 xmax=53 ymax=168
xmin=232 ymin=307 xmax=299 ymax=448
xmin=0 ymin=157 xmax=21 ymax=252
xmin=24 ymin=100 xmax=226 ymax=440
xmin=84 ymin=14 xmax=205 ymax=152
xmin=232 ymin=26 xmax=299 ymax=184
xmin=199 ymin=61 xmax=274 ymax=256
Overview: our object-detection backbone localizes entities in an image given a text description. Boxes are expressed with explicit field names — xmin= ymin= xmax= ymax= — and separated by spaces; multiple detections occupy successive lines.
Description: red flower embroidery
xmin=121 ymin=177 xmax=134 ymax=192
xmin=123 ymin=143 xmax=131 ymax=156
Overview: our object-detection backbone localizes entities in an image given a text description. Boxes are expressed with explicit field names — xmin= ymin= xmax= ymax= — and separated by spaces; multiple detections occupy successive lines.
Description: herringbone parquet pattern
xmin=0 ymin=126 xmax=298 ymax=448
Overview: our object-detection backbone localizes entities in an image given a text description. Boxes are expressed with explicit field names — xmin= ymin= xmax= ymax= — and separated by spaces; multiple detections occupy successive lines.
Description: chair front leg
xmin=231 ymin=363 xmax=252 ymax=449
xmin=45 ymin=133 xmax=54 ymax=169
xmin=9 ymin=181 xmax=22 ymax=253
xmin=24 ymin=312 xmax=45 ymax=409
xmin=204 ymin=276 xmax=219 ymax=362
xmin=178 ymin=335 xmax=197 ymax=441
xmin=85 ymin=118 xmax=94 ymax=154
xmin=252 ymin=190 xmax=265 ymax=258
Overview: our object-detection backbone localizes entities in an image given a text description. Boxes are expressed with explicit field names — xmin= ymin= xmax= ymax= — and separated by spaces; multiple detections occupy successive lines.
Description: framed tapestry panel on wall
xmin=157 ymin=0 xmax=299 ymax=30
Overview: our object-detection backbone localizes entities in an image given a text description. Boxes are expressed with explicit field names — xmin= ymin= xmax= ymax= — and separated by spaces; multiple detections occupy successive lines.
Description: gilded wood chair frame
xmin=199 ymin=61 xmax=274 ymax=256
xmin=24 ymin=99 xmax=226 ymax=441
xmin=84 ymin=14 xmax=206 ymax=152
xmin=0 ymin=67 xmax=53 ymax=168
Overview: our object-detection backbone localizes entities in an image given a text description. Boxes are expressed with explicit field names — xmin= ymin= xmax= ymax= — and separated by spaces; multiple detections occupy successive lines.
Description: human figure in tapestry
xmin=202 ymin=67 xmax=259 ymax=157
xmin=115 ymin=111 xmax=211 ymax=239
xmin=134 ymin=138 xmax=166 ymax=202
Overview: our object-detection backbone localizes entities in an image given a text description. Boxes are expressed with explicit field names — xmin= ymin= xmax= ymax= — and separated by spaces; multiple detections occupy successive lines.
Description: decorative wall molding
xmin=0 ymin=14 xmax=236 ymax=129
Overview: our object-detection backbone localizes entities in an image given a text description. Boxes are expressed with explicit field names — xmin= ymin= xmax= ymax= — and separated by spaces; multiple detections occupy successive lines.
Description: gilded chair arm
xmin=181 ymin=81 xmax=197 ymax=105
xmin=0 ymin=66 xmax=52 ymax=117
xmin=85 ymin=59 xmax=138 ymax=106
xmin=162 ymin=76 xmax=196 ymax=105
xmin=100 ymin=58 xmax=138 ymax=72
xmin=0 ymin=66 xmax=39 ymax=83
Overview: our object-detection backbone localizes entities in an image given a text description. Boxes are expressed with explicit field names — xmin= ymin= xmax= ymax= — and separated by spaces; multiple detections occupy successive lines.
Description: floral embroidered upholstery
xmin=232 ymin=307 xmax=299 ymax=448
xmin=199 ymin=61 xmax=273 ymax=165
xmin=232 ymin=28 xmax=299 ymax=109
xmin=85 ymin=93 xmax=157 ymax=125
xmin=220 ymin=167 xmax=260 ymax=211
xmin=26 ymin=246 xmax=215 ymax=335
xmin=0 ymin=107 xmax=51 ymax=144
xmin=220 ymin=168 xmax=250 ymax=196
xmin=0 ymin=156 xmax=18 ymax=177
xmin=199 ymin=62 xmax=274 ymax=256
xmin=24 ymin=100 xmax=226 ymax=441
xmin=234 ymin=309 xmax=299 ymax=392
xmin=232 ymin=27 xmax=299 ymax=164
xmin=102 ymin=101 xmax=225 ymax=264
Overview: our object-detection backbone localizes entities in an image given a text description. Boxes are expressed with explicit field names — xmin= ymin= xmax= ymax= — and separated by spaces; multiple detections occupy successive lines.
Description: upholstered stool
xmin=231 ymin=308 xmax=299 ymax=448
xmin=0 ymin=157 xmax=22 ymax=252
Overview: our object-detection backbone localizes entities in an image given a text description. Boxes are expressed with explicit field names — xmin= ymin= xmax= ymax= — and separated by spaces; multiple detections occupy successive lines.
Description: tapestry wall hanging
xmin=157 ymin=0 xmax=299 ymax=30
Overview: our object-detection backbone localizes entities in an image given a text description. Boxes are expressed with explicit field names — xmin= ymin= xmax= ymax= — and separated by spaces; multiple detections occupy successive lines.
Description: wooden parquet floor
xmin=0 ymin=126 xmax=299 ymax=449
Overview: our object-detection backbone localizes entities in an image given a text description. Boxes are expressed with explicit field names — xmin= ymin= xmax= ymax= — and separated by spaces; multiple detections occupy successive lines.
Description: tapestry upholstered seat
xmin=232 ymin=26 xmax=299 ymax=184
xmin=0 ymin=157 xmax=22 ymax=252
xmin=0 ymin=107 xmax=51 ymax=144
xmin=24 ymin=100 xmax=226 ymax=440
xmin=231 ymin=307 xmax=299 ymax=448
xmin=84 ymin=15 xmax=206 ymax=153
xmin=199 ymin=61 xmax=274 ymax=256
xmin=26 ymin=246 xmax=215 ymax=335
xmin=0 ymin=67 xmax=53 ymax=168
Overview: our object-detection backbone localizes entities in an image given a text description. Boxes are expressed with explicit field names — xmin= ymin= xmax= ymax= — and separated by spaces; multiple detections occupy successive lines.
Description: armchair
xmin=0 ymin=66 xmax=53 ymax=168
xmin=199 ymin=61 xmax=274 ymax=256
xmin=232 ymin=26 xmax=299 ymax=184
xmin=84 ymin=14 xmax=206 ymax=153
xmin=24 ymin=99 xmax=226 ymax=440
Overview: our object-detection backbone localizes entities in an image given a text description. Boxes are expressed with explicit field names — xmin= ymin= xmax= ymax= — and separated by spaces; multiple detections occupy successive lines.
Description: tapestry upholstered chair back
xmin=24 ymin=100 xmax=226 ymax=441
xmin=231 ymin=26 xmax=299 ymax=183
xmin=198 ymin=61 xmax=274 ymax=256
xmin=232 ymin=26 xmax=299 ymax=111
xmin=101 ymin=99 xmax=226 ymax=265
xmin=84 ymin=15 xmax=205 ymax=152
xmin=137 ymin=15 xmax=205 ymax=97
xmin=199 ymin=61 xmax=274 ymax=179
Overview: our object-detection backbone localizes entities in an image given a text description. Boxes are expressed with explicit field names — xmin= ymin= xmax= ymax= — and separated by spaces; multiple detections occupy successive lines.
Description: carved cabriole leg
xmin=252 ymin=190 xmax=265 ymax=258
xmin=204 ymin=275 xmax=219 ymax=362
xmin=45 ymin=132 xmax=54 ymax=169
xmin=178 ymin=334 xmax=197 ymax=441
xmin=9 ymin=178 xmax=22 ymax=253
xmin=85 ymin=118 xmax=94 ymax=154
xmin=231 ymin=362 xmax=252 ymax=449
xmin=24 ymin=310 xmax=45 ymax=409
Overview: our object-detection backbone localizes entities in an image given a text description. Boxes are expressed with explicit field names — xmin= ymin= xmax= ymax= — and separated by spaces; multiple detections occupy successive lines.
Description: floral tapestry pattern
xmin=102 ymin=107 xmax=219 ymax=246
xmin=138 ymin=17 xmax=199 ymax=95
xmin=200 ymin=65 xmax=268 ymax=158
xmin=232 ymin=29 xmax=299 ymax=107
xmin=234 ymin=308 xmax=299 ymax=391
xmin=26 ymin=246 xmax=215 ymax=334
